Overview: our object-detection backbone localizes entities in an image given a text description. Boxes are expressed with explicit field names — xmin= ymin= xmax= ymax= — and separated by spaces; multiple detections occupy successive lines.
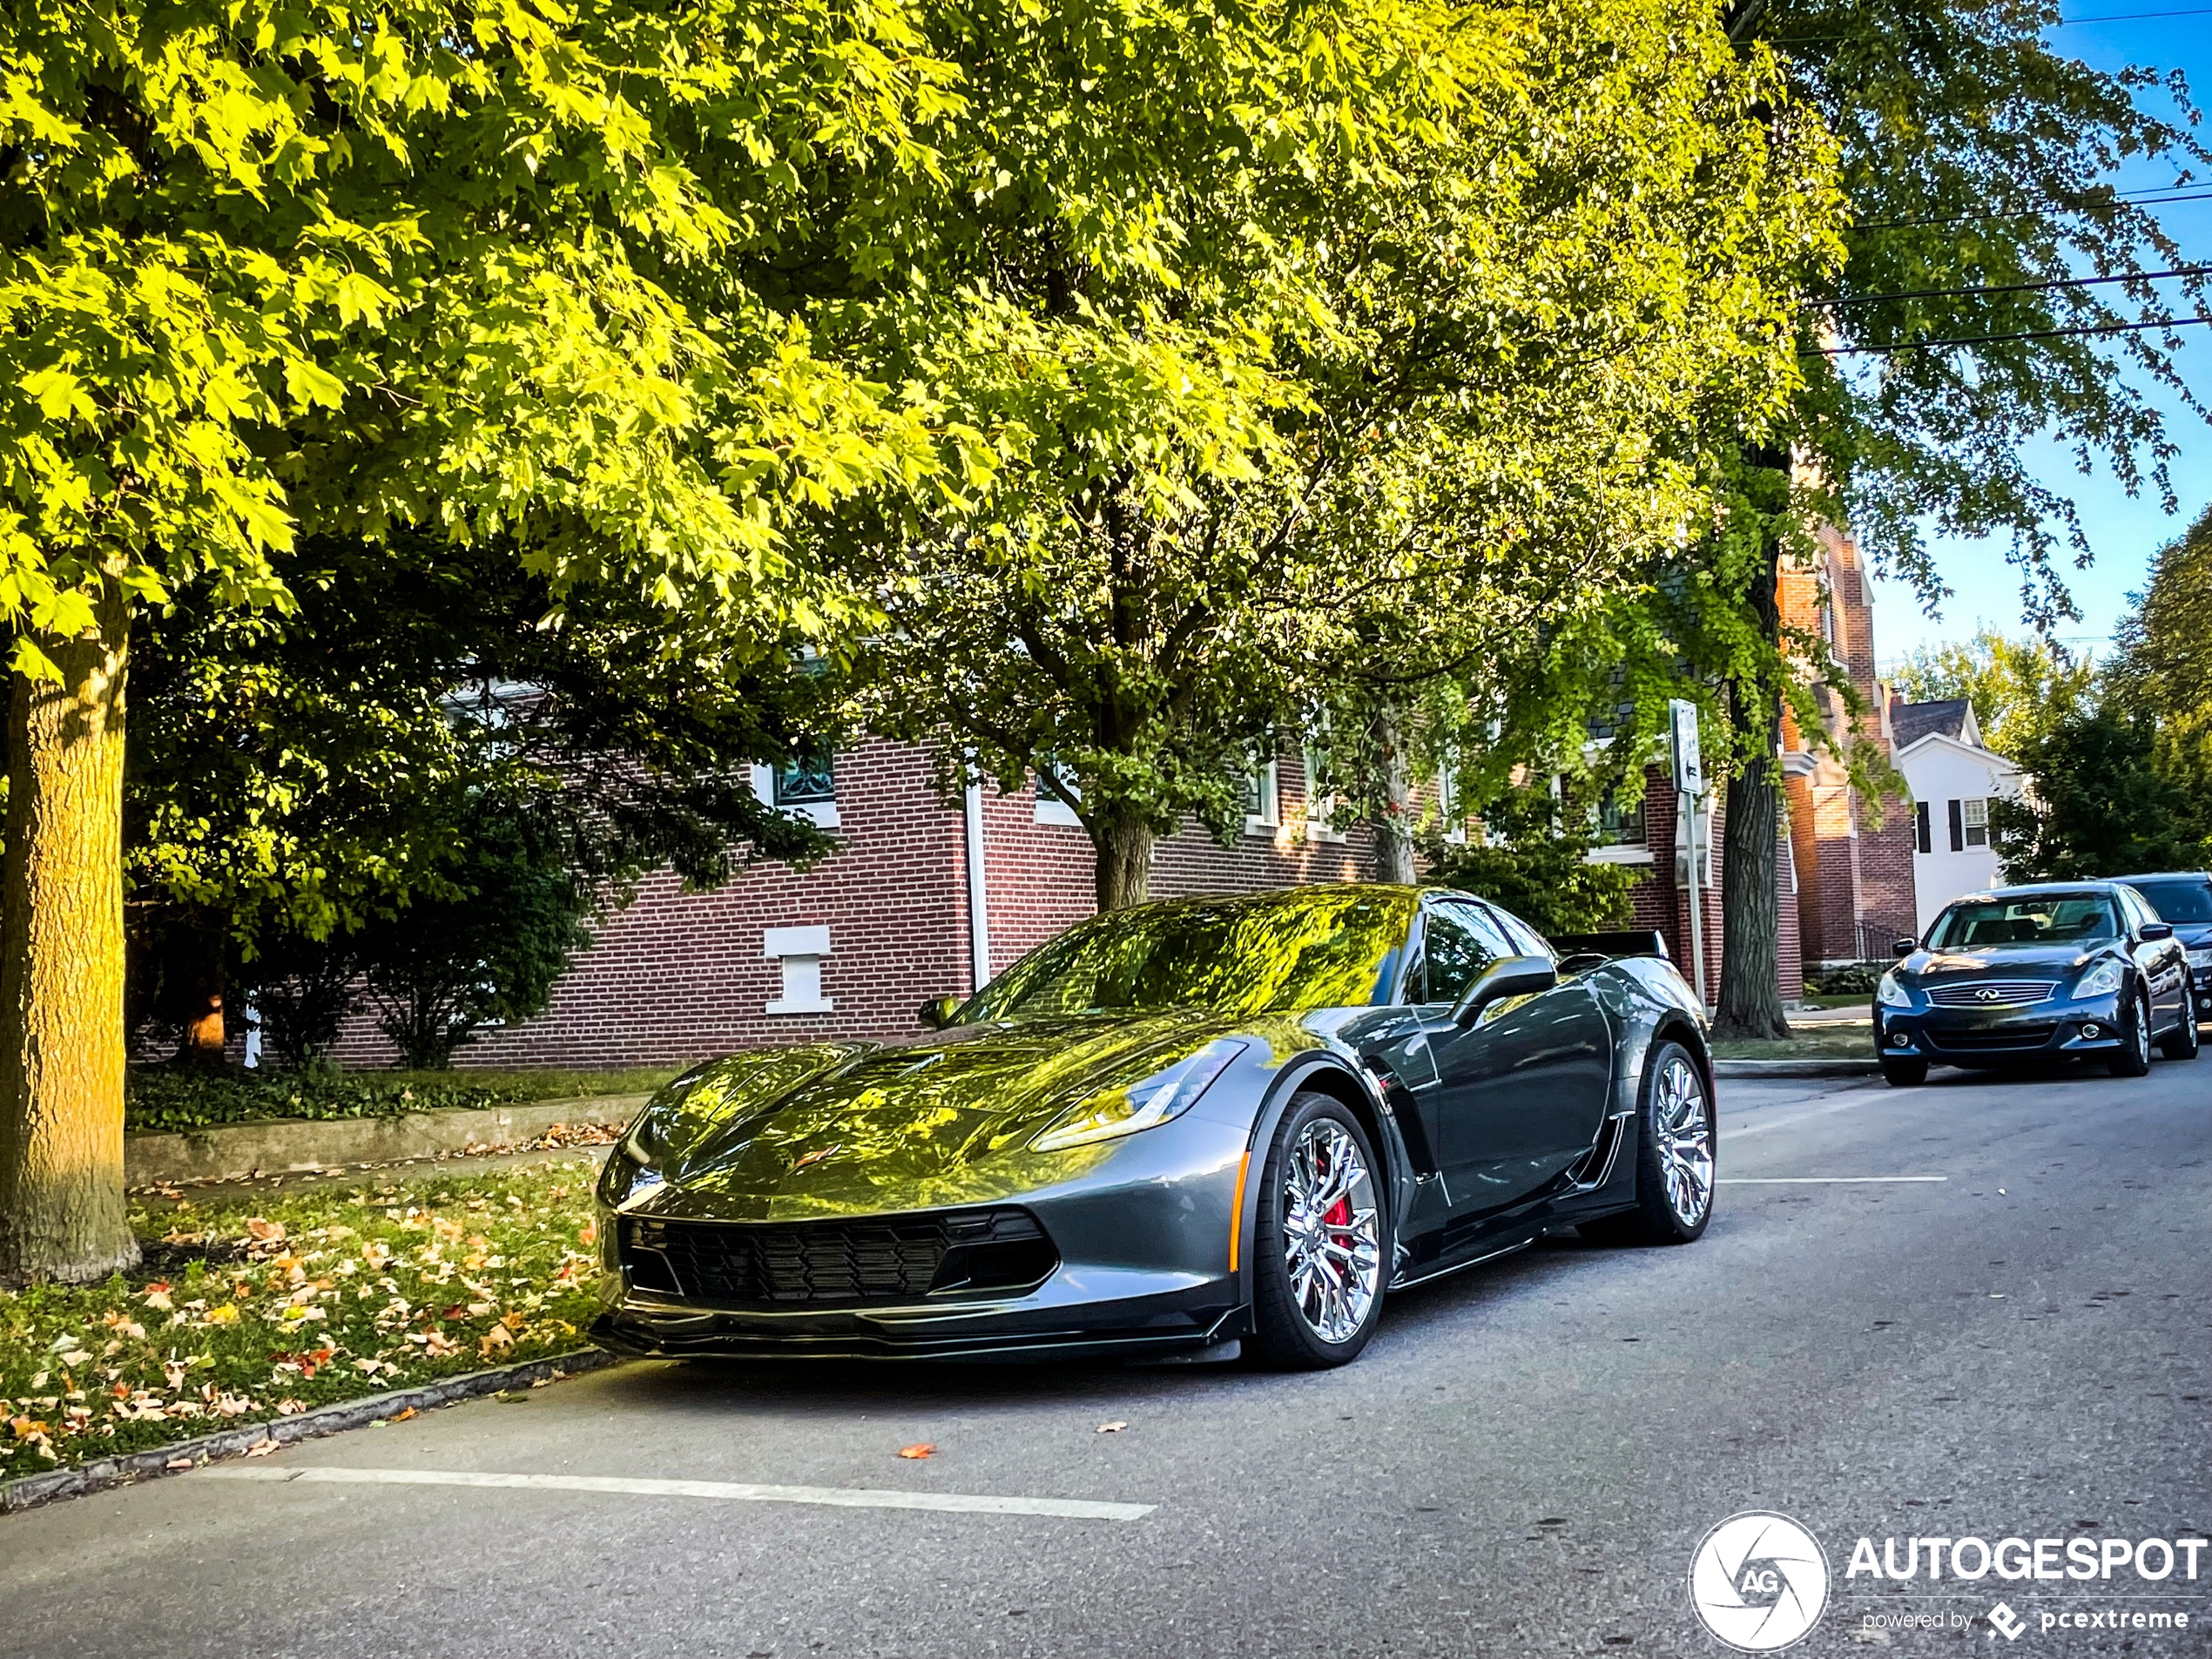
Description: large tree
xmin=1703 ymin=0 xmax=2210 ymax=1038
xmin=1891 ymin=625 xmax=2095 ymax=758
xmin=0 ymin=0 xmax=973 ymax=1283
xmin=835 ymin=0 xmax=1833 ymax=908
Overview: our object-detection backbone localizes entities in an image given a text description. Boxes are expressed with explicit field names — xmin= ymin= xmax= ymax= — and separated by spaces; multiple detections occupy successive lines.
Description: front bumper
xmin=1874 ymin=992 xmax=2122 ymax=1065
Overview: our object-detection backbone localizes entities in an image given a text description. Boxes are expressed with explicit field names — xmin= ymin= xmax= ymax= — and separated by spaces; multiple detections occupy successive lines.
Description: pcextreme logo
xmin=1689 ymin=1512 xmax=1832 ymax=1651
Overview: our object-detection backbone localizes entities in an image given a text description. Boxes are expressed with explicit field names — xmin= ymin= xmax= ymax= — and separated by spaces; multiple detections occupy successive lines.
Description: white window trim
xmin=1437 ymin=765 xmax=1467 ymax=846
xmin=1586 ymin=844 xmax=1655 ymax=866
xmin=1244 ymin=759 xmax=1280 ymax=836
xmin=749 ymin=763 xmax=841 ymax=830
xmin=1302 ymin=745 xmax=1345 ymax=843
xmin=1034 ymin=765 xmax=1083 ymax=828
xmin=763 ymin=924 xmax=834 ymax=1015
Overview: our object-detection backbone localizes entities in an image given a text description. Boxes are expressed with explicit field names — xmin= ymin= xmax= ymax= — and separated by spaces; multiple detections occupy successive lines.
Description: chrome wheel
xmin=2135 ymin=994 xmax=2152 ymax=1067
xmin=1654 ymin=1055 xmax=1713 ymax=1228
xmin=1280 ymin=1118 xmax=1381 ymax=1345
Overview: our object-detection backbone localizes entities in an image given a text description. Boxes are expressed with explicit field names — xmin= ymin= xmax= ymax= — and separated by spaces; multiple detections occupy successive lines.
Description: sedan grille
xmin=1925 ymin=980 xmax=2058 ymax=1008
xmin=621 ymin=1208 xmax=1057 ymax=1306
xmin=1925 ymin=1022 xmax=2058 ymax=1051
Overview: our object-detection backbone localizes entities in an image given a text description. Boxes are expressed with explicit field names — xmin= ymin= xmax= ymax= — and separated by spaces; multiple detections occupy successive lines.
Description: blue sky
xmin=1865 ymin=7 xmax=2212 ymax=670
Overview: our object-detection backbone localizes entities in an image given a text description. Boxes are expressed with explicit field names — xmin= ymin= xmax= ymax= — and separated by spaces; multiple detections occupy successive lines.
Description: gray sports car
xmin=591 ymin=883 xmax=1716 ymax=1369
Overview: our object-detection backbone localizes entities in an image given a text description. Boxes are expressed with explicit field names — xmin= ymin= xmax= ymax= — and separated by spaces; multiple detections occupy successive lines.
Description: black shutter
xmin=1947 ymin=799 xmax=1964 ymax=853
xmin=1915 ymin=801 xmax=1931 ymax=854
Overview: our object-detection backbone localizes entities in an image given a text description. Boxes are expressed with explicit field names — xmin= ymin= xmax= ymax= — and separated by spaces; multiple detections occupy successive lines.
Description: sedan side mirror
xmin=917 ymin=995 xmax=963 ymax=1029
xmin=1892 ymin=937 xmax=1917 ymax=958
xmin=1453 ymin=955 xmax=1558 ymax=1026
xmin=2139 ymin=921 xmax=2174 ymax=942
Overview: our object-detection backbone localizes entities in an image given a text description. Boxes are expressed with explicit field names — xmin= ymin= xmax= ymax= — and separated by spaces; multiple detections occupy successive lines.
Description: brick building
xmin=1778 ymin=523 xmax=1919 ymax=968
xmin=331 ymin=736 xmax=1796 ymax=1071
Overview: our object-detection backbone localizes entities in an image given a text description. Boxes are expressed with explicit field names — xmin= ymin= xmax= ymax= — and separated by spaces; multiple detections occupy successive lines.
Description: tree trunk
xmin=0 ymin=581 xmax=139 ymax=1285
xmin=1092 ymin=804 xmax=1155 ymax=910
xmin=1712 ymin=509 xmax=1793 ymax=1042
xmin=1371 ymin=703 xmax=1415 ymax=884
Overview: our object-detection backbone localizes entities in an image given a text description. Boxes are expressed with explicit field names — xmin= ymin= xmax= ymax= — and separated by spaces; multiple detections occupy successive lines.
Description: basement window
xmin=764 ymin=925 xmax=834 ymax=1015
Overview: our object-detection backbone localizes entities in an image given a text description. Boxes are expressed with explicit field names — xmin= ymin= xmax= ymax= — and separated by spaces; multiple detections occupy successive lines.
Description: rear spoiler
xmin=1549 ymin=929 xmax=1671 ymax=962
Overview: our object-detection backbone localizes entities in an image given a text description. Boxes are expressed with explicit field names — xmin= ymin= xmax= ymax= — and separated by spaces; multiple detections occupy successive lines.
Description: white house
xmin=1890 ymin=698 xmax=2024 ymax=933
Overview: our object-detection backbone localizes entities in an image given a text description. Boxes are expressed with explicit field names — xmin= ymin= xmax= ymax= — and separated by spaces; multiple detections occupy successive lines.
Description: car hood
xmin=1905 ymin=944 xmax=2113 ymax=983
xmin=619 ymin=1012 xmax=1252 ymax=1221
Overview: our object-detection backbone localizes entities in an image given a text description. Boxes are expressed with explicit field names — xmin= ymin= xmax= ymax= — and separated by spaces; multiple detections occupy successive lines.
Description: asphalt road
xmin=5 ymin=1058 xmax=2207 ymax=1658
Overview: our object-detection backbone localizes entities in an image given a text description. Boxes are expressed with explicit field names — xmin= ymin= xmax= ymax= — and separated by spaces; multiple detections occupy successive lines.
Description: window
xmin=2129 ymin=877 xmax=2212 ymax=923
xmin=1484 ymin=903 xmax=1553 ymax=962
xmin=1962 ymin=797 xmax=1988 ymax=848
xmin=1594 ymin=792 xmax=1646 ymax=848
xmin=1419 ymin=903 xmax=1512 ymax=1003
xmin=773 ymin=747 xmax=834 ymax=806
xmin=1915 ymin=800 xmax=1932 ymax=854
xmin=1928 ymin=896 xmax=2117 ymax=951
xmin=763 ymin=925 xmax=834 ymax=1015
xmin=1436 ymin=765 xmax=1467 ymax=845
xmin=1243 ymin=758 xmax=1279 ymax=833
xmin=1034 ymin=757 xmax=1082 ymax=827
xmin=1302 ymin=742 xmax=1343 ymax=841
xmin=751 ymin=746 xmax=840 ymax=829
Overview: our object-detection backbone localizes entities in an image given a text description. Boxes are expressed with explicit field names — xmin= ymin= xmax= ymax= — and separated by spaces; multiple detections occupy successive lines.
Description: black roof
xmin=1891 ymin=698 xmax=1973 ymax=750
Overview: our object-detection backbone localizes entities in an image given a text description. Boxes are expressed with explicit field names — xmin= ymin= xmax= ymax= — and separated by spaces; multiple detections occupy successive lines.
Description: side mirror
xmin=1892 ymin=937 xmax=1917 ymax=958
xmin=916 ymin=995 xmax=963 ymax=1029
xmin=1453 ymin=955 xmax=1558 ymax=1025
xmin=2140 ymin=922 xmax=2174 ymax=942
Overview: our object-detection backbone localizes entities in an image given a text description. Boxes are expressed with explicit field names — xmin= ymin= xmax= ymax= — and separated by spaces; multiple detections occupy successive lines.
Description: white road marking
xmin=1717 ymin=1176 xmax=1948 ymax=1184
xmin=202 ymin=1464 xmax=1154 ymax=1521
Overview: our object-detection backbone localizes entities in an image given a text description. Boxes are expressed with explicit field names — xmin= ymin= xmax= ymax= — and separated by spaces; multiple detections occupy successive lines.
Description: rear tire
xmin=1881 ymin=1056 xmax=1928 ymax=1087
xmin=2158 ymin=977 xmax=2201 ymax=1061
xmin=1248 ymin=1093 xmax=1389 ymax=1370
xmin=1575 ymin=1041 xmax=1713 ymax=1247
xmin=2108 ymin=988 xmax=2153 ymax=1078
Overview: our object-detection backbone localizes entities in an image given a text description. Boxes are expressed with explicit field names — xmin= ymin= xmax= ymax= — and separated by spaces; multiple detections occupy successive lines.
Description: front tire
xmin=1577 ymin=1041 xmax=1714 ymax=1247
xmin=1249 ymin=1092 xmax=1389 ymax=1369
xmin=2158 ymin=976 xmax=2201 ymax=1061
xmin=1881 ymin=1056 xmax=1928 ymax=1087
xmin=2108 ymin=988 xmax=2154 ymax=1077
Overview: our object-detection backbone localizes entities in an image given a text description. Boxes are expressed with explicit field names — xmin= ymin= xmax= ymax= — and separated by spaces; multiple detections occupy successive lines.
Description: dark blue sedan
xmin=1873 ymin=881 xmax=2197 ymax=1085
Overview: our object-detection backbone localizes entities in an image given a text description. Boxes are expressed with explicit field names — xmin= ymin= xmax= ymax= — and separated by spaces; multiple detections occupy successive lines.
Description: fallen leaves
xmin=389 ymin=1406 xmax=417 ymax=1423
xmin=897 ymin=1442 xmax=937 ymax=1460
xmin=1096 ymin=1421 xmax=1129 ymax=1434
xmin=244 ymin=1217 xmax=286 ymax=1243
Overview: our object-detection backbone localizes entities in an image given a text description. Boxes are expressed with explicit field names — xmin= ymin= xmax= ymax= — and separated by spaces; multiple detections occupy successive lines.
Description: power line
xmin=1858 ymin=186 xmax=2212 ymax=232
xmin=1772 ymin=5 xmax=2212 ymax=43
xmin=1832 ymin=262 xmax=2212 ymax=307
xmin=1811 ymin=314 xmax=2212 ymax=354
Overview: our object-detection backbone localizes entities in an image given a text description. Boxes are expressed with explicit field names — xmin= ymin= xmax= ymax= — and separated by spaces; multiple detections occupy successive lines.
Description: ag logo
xmin=1688 ymin=1512 xmax=1831 ymax=1651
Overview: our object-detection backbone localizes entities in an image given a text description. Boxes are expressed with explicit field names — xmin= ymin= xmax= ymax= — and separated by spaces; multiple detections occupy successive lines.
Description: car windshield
xmin=962 ymin=888 xmax=1414 ymax=1022
xmin=1927 ymin=894 xmax=2119 ymax=951
xmin=2127 ymin=879 xmax=2212 ymax=924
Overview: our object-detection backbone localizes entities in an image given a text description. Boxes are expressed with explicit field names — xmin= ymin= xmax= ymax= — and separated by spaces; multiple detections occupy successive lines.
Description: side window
xmin=1483 ymin=903 xmax=1552 ymax=962
xmin=2121 ymin=889 xmax=2155 ymax=933
xmin=1422 ymin=903 xmax=1511 ymax=1003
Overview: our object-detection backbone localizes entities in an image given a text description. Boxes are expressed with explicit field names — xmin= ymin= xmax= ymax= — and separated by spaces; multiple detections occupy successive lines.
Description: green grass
xmin=1710 ymin=1026 xmax=1878 ymax=1061
xmin=1797 ymin=991 xmax=1873 ymax=1009
xmin=126 ymin=1066 xmax=680 ymax=1135
xmin=1 ymin=1157 xmax=608 ymax=1480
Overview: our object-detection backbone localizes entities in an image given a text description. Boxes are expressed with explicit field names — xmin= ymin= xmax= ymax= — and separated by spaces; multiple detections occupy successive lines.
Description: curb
xmin=126 ymin=1096 xmax=649 ymax=1188
xmin=1714 ymin=1058 xmax=1882 ymax=1079
xmin=0 ymin=1347 xmax=624 ymax=1516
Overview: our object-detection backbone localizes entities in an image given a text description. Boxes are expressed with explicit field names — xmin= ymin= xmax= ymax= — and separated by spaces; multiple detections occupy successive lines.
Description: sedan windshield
xmin=963 ymin=888 xmax=1414 ymax=1022
xmin=1927 ymin=894 xmax=2119 ymax=951
xmin=2128 ymin=878 xmax=2212 ymax=924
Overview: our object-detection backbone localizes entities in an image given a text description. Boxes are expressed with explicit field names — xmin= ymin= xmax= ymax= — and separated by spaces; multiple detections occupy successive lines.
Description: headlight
xmin=2074 ymin=960 xmax=2125 ymax=998
xmin=1032 ymin=1039 xmax=1246 ymax=1152
xmin=596 ymin=1119 xmax=668 ymax=1206
xmin=1877 ymin=971 xmax=1912 ymax=1008
xmin=2187 ymin=948 xmax=2212 ymax=971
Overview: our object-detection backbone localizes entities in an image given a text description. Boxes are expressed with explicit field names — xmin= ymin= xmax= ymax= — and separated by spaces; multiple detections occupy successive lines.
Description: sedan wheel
xmin=2157 ymin=975 xmax=2201 ymax=1061
xmin=2108 ymin=988 xmax=2153 ymax=1078
xmin=1249 ymin=1092 xmax=1388 ymax=1368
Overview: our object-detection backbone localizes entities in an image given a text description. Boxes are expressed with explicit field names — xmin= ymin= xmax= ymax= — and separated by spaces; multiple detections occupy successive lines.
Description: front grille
xmin=1925 ymin=1022 xmax=2058 ymax=1051
xmin=1925 ymin=980 xmax=2058 ymax=1007
xmin=621 ymin=1209 xmax=1057 ymax=1306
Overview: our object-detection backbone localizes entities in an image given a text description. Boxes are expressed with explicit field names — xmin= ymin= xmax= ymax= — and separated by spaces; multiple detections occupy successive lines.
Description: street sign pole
xmin=1669 ymin=700 xmax=1708 ymax=1011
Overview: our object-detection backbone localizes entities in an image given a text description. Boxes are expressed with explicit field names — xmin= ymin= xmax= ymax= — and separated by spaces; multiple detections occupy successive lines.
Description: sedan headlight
xmin=1877 ymin=971 xmax=1912 ymax=1008
xmin=1032 ymin=1039 xmax=1246 ymax=1152
xmin=2074 ymin=959 xmax=2126 ymax=998
xmin=2187 ymin=947 xmax=2212 ymax=971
